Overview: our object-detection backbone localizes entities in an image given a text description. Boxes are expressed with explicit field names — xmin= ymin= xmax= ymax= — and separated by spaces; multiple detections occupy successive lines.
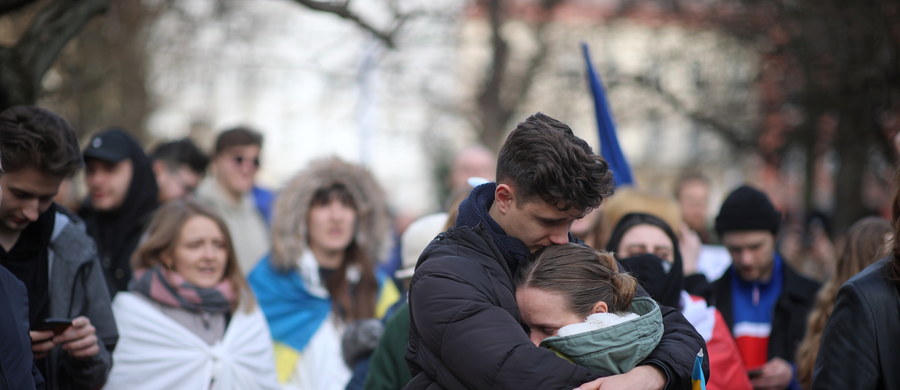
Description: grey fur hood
xmin=270 ymin=157 xmax=391 ymax=270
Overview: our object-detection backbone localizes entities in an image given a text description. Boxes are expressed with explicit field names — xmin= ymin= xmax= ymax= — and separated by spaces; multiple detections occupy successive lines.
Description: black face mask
xmin=619 ymin=253 xmax=683 ymax=309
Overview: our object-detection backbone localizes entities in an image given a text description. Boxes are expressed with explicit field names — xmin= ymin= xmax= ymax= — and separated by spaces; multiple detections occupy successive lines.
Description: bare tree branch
xmin=622 ymin=74 xmax=756 ymax=151
xmin=0 ymin=0 xmax=35 ymax=14
xmin=475 ymin=0 xmax=567 ymax=150
xmin=0 ymin=0 xmax=108 ymax=108
xmin=287 ymin=0 xmax=401 ymax=48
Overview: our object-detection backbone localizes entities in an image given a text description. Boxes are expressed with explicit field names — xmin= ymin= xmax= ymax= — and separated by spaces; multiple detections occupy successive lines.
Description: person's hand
xmin=679 ymin=224 xmax=702 ymax=275
xmin=750 ymin=357 xmax=793 ymax=390
xmin=52 ymin=316 xmax=99 ymax=359
xmin=575 ymin=365 xmax=665 ymax=390
xmin=30 ymin=329 xmax=56 ymax=359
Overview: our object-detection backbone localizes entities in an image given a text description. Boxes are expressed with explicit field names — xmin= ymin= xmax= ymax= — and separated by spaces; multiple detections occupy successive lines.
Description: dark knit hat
xmin=715 ymin=185 xmax=781 ymax=235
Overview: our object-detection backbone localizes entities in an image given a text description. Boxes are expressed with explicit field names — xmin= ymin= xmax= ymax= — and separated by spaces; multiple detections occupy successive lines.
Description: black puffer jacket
xmin=405 ymin=184 xmax=708 ymax=390
xmin=811 ymin=257 xmax=900 ymax=389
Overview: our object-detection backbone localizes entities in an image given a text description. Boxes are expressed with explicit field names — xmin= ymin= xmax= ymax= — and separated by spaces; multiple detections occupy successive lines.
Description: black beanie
xmin=715 ymin=185 xmax=781 ymax=235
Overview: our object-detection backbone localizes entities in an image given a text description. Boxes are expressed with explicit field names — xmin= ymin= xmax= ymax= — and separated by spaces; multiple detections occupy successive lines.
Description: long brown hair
xmin=795 ymin=216 xmax=891 ymax=388
xmin=311 ymin=184 xmax=378 ymax=321
xmin=517 ymin=243 xmax=637 ymax=315
xmin=131 ymin=199 xmax=253 ymax=312
xmin=269 ymin=157 xmax=390 ymax=322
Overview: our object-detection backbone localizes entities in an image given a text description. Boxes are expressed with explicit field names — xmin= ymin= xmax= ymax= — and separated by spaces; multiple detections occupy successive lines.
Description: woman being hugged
xmin=515 ymin=243 xmax=663 ymax=376
xmin=105 ymin=200 xmax=279 ymax=390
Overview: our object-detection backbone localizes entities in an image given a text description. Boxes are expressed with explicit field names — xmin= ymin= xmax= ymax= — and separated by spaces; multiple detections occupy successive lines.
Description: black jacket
xmin=711 ymin=260 xmax=819 ymax=363
xmin=812 ymin=257 xmax=900 ymax=389
xmin=405 ymin=185 xmax=708 ymax=390
xmin=0 ymin=266 xmax=43 ymax=390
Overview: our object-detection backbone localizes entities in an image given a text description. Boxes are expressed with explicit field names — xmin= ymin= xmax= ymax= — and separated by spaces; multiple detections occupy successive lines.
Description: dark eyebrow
xmin=536 ymin=217 xmax=568 ymax=225
xmin=9 ymin=186 xmax=57 ymax=199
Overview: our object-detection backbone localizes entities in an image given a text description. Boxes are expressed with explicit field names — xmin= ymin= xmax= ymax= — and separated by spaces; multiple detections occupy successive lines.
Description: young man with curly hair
xmin=406 ymin=112 xmax=708 ymax=390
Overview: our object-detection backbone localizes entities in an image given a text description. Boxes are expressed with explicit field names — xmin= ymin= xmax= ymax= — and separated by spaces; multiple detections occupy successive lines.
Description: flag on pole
xmin=692 ymin=349 xmax=707 ymax=390
xmin=581 ymin=42 xmax=634 ymax=187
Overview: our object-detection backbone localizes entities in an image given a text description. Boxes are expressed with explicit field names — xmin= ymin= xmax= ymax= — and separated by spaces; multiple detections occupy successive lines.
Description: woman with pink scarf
xmin=104 ymin=200 xmax=278 ymax=389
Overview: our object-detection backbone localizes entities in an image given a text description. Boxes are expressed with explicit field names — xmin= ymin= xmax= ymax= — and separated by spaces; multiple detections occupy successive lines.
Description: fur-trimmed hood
xmin=270 ymin=157 xmax=391 ymax=270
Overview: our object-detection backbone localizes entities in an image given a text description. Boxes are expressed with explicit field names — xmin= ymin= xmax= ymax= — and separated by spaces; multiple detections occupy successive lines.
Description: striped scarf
xmin=131 ymin=266 xmax=235 ymax=314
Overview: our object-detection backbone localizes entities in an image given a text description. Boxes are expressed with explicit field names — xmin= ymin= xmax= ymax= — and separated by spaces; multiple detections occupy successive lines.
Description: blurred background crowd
xmin=1 ymin=0 xmax=898 ymax=389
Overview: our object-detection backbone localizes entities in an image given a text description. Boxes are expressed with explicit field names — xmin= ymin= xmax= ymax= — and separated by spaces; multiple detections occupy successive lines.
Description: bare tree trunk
xmin=474 ymin=0 xmax=566 ymax=151
xmin=0 ymin=0 xmax=108 ymax=109
xmin=832 ymin=120 xmax=867 ymax=234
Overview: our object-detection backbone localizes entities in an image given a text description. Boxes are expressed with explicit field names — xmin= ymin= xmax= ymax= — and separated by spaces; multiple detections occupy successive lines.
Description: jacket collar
xmin=455 ymin=183 xmax=531 ymax=275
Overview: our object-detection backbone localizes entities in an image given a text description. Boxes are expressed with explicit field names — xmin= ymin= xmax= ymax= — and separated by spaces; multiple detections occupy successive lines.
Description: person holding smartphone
xmin=0 ymin=106 xmax=118 ymax=390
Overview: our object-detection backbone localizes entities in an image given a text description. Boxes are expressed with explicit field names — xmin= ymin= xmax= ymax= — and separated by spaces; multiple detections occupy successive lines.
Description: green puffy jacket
xmin=540 ymin=297 xmax=663 ymax=377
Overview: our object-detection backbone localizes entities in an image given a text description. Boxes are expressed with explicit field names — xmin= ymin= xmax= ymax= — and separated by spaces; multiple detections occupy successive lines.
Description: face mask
xmin=619 ymin=253 xmax=683 ymax=309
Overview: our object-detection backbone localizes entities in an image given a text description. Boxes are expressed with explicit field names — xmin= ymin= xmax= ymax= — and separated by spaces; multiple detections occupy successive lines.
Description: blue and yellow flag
xmin=692 ymin=349 xmax=707 ymax=390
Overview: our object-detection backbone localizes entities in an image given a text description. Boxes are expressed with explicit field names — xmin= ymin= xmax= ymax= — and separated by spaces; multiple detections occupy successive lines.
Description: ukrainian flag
xmin=692 ymin=349 xmax=707 ymax=390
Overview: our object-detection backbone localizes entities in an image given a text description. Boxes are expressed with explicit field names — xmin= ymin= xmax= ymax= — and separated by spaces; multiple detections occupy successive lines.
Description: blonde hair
xmin=131 ymin=200 xmax=253 ymax=312
xmin=600 ymin=187 xmax=683 ymax=247
xmin=795 ymin=216 xmax=891 ymax=388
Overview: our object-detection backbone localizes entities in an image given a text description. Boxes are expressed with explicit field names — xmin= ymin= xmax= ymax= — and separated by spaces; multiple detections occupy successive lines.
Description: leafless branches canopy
xmin=0 ymin=0 xmax=109 ymax=108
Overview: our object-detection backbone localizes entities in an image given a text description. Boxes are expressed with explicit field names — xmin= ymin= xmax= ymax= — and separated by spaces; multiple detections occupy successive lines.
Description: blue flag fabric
xmin=581 ymin=42 xmax=634 ymax=187
xmin=692 ymin=349 xmax=707 ymax=390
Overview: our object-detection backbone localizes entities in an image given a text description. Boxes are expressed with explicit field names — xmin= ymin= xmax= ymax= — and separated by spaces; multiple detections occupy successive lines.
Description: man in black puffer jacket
xmin=406 ymin=113 xmax=708 ymax=390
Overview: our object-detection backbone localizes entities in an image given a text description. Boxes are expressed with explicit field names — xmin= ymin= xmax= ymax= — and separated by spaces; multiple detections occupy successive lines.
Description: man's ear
xmin=592 ymin=301 xmax=609 ymax=314
xmin=494 ymin=183 xmax=514 ymax=214
xmin=151 ymin=160 xmax=166 ymax=177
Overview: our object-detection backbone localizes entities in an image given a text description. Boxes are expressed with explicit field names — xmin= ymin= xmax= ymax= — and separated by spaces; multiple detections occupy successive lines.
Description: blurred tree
xmin=14 ymin=0 xmax=416 ymax=140
xmin=0 ymin=0 xmax=108 ymax=110
xmin=458 ymin=0 xmax=898 ymax=233
xmin=286 ymin=0 xmax=411 ymax=49
xmin=40 ymin=0 xmax=158 ymax=141
xmin=623 ymin=0 xmax=900 ymax=233
xmin=472 ymin=0 xmax=567 ymax=151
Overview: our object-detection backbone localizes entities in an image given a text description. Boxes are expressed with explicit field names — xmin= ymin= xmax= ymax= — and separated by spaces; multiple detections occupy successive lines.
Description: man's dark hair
xmin=0 ymin=105 xmax=83 ymax=177
xmin=214 ymin=126 xmax=263 ymax=155
xmin=150 ymin=138 xmax=209 ymax=175
xmin=496 ymin=112 xmax=614 ymax=211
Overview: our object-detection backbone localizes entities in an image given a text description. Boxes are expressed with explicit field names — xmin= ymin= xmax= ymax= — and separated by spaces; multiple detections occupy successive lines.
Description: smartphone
xmin=35 ymin=318 xmax=73 ymax=335
xmin=747 ymin=368 xmax=763 ymax=379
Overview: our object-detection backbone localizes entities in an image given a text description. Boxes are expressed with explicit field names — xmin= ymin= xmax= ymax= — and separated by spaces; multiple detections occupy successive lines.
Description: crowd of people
xmin=0 ymin=105 xmax=897 ymax=390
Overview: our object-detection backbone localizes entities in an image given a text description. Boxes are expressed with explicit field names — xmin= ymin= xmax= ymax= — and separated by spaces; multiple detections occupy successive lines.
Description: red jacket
xmin=681 ymin=292 xmax=752 ymax=390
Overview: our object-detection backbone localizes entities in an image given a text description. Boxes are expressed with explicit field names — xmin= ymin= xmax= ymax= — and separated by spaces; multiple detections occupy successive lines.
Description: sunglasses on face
xmin=232 ymin=155 xmax=260 ymax=168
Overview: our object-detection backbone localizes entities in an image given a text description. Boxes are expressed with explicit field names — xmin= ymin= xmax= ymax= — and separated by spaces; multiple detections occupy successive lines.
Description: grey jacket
xmin=540 ymin=297 xmax=664 ymax=377
xmin=46 ymin=212 xmax=118 ymax=390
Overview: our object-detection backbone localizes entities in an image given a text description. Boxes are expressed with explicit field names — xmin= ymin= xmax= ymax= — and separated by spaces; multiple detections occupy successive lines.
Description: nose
xmin=22 ymin=198 xmax=40 ymax=222
xmin=202 ymin=243 xmax=218 ymax=259
xmin=735 ymin=249 xmax=753 ymax=266
xmin=528 ymin=330 xmax=543 ymax=346
xmin=548 ymin=227 xmax=569 ymax=245
xmin=328 ymin=202 xmax=350 ymax=219
xmin=87 ymin=170 xmax=105 ymax=186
